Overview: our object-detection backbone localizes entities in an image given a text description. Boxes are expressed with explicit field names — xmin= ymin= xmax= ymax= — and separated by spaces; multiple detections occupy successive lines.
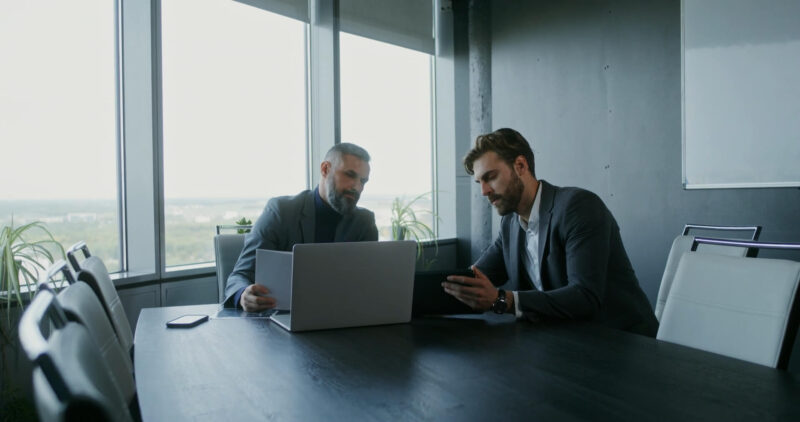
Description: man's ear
xmin=320 ymin=161 xmax=331 ymax=178
xmin=514 ymin=156 xmax=528 ymax=176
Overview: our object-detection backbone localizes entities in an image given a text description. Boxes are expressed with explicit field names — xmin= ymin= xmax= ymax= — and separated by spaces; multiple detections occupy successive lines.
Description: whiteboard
xmin=682 ymin=0 xmax=800 ymax=188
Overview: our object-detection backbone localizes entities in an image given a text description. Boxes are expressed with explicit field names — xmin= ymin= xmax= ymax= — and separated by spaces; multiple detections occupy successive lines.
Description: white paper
xmin=254 ymin=249 xmax=292 ymax=310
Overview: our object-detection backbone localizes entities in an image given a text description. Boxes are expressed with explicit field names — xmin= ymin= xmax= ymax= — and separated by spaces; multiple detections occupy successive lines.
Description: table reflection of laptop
xmin=255 ymin=240 xmax=416 ymax=332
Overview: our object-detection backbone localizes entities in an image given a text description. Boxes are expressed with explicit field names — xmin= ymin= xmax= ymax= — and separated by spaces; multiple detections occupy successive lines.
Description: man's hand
xmin=442 ymin=266 xmax=501 ymax=312
xmin=240 ymin=284 xmax=277 ymax=312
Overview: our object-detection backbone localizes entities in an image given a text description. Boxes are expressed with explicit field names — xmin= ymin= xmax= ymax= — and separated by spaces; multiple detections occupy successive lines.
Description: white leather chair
xmin=654 ymin=224 xmax=761 ymax=321
xmin=18 ymin=287 xmax=133 ymax=422
xmin=657 ymin=238 xmax=800 ymax=369
xmin=214 ymin=225 xmax=250 ymax=302
xmin=67 ymin=241 xmax=134 ymax=357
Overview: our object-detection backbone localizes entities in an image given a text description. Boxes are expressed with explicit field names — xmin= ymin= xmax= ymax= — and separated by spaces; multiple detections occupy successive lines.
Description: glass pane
xmin=0 ymin=0 xmax=121 ymax=271
xmin=339 ymin=32 xmax=434 ymax=240
xmin=161 ymin=0 xmax=307 ymax=267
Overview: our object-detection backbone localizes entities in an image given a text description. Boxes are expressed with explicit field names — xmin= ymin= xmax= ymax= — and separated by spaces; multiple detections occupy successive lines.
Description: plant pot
xmin=392 ymin=226 xmax=407 ymax=241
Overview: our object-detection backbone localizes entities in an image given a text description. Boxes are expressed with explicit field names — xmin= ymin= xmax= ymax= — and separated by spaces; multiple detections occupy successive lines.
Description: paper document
xmin=255 ymin=249 xmax=292 ymax=310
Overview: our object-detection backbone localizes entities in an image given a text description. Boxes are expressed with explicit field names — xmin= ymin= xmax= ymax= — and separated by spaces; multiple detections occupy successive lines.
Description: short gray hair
xmin=324 ymin=143 xmax=371 ymax=166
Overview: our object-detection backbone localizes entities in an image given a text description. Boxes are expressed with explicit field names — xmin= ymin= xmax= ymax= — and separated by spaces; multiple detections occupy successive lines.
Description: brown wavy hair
xmin=463 ymin=128 xmax=535 ymax=178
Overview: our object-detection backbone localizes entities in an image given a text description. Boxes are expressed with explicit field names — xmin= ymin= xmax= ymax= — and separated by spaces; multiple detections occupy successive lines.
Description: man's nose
xmin=480 ymin=182 xmax=492 ymax=196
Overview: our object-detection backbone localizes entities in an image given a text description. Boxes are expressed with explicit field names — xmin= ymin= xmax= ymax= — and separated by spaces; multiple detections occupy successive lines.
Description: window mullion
xmin=119 ymin=0 xmax=161 ymax=277
xmin=307 ymin=0 xmax=340 ymax=189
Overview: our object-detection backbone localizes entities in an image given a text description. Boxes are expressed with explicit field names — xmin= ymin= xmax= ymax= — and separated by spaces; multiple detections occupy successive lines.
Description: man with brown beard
xmin=443 ymin=128 xmax=658 ymax=336
xmin=223 ymin=143 xmax=378 ymax=312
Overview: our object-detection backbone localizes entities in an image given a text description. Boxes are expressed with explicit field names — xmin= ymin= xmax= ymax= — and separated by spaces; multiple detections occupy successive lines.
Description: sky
xmin=1 ymin=0 xmax=433 ymax=202
xmin=0 ymin=0 xmax=117 ymax=200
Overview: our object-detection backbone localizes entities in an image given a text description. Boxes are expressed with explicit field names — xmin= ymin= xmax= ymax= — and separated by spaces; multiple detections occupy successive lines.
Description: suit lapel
xmin=510 ymin=217 xmax=531 ymax=290
xmin=300 ymin=190 xmax=315 ymax=243
xmin=537 ymin=180 xmax=554 ymax=282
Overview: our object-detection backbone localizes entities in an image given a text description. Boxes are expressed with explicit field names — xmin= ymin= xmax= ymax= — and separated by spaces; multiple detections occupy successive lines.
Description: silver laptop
xmin=264 ymin=240 xmax=416 ymax=332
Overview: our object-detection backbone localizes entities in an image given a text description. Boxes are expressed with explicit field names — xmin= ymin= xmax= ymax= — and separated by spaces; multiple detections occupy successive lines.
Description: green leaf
xmin=389 ymin=191 xmax=439 ymax=260
xmin=0 ymin=219 xmax=65 ymax=336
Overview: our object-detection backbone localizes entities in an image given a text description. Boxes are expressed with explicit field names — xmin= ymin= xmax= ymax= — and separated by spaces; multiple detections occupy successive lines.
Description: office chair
xmin=657 ymin=237 xmax=800 ymax=369
xmin=66 ymin=241 xmax=134 ymax=357
xmin=654 ymin=224 xmax=761 ymax=321
xmin=18 ymin=288 xmax=134 ymax=422
xmin=44 ymin=261 xmax=136 ymax=407
xmin=214 ymin=225 xmax=251 ymax=302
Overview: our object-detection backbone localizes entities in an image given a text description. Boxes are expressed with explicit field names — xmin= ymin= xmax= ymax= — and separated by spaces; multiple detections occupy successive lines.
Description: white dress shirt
xmin=512 ymin=181 xmax=542 ymax=318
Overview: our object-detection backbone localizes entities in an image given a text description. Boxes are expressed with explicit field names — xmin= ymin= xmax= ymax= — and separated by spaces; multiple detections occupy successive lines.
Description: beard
xmin=487 ymin=172 xmax=524 ymax=216
xmin=325 ymin=176 xmax=359 ymax=215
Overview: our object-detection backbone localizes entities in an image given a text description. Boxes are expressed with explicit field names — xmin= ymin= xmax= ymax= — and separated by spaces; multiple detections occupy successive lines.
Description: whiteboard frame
xmin=680 ymin=0 xmax=800 ymax=190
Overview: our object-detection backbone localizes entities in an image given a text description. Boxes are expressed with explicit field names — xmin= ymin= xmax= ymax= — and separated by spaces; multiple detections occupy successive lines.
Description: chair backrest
xmin=214 ymin=233 xmax=247 ymax=302
xmin=654 ymin=224 xmax=762 ymax=321
xmin=216 ymin=224 xmax=252 ymax=235
xmin=657 ymin=238 xmax=800 ymax=369
xmin=682 ymin=224 xmax=762 ymax=256
xmin=18 ymin=288 xmax=133 ymax=422
xmin=67 ymin=241 xmax=134 ymax=356
xmin=58 ymin=279 xmax=136 ymax=403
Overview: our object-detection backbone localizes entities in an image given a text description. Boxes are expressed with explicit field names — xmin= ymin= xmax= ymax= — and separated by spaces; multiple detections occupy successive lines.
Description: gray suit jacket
xmin=223 ymin=189 xmax=379 ymax=307
xmin=475 ymin=180 xmax=658 ymax=336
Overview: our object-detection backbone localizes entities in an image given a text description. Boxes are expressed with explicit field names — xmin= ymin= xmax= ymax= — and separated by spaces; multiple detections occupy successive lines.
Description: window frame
xmin=113 ymin=0 xmax=455 ymax=283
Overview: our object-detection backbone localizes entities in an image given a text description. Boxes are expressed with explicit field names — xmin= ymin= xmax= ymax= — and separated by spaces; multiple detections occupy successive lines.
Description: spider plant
xmin=391 ymin=192 xmax=438 ymax=268
xmin=1 ymin=219 xmax=63 ymax=422
xmin=0 ymin=219 xmax=65 ymax=341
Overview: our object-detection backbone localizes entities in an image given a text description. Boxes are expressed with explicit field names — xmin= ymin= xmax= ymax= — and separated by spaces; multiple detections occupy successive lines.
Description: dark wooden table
xmin=134 ymin=304 xmax=800 ymax=421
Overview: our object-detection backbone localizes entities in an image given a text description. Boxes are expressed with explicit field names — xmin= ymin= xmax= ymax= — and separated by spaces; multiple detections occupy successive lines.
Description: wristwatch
xmin=491 ymin=289 xmax=508 ymax=314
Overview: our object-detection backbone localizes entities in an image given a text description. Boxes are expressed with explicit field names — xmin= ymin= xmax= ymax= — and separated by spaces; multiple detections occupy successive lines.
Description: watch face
xmin=492 ymin=297 xmax=508 ymax=314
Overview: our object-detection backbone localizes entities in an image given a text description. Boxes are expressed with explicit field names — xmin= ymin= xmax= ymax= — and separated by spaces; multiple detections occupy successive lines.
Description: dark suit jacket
xmin=475 ymin=180 xmax=658 ymax=336
xmin=223 ymin=189 xmax=379 ymax=307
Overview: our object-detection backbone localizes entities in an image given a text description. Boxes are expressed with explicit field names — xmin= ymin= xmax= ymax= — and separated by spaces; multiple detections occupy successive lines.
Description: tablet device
xmin=412 ymin=269 xmax=481 ymax=316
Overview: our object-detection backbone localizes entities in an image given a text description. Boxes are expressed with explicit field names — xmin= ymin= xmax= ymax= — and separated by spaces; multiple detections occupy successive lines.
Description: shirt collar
xmin=518 ymin=181 xmax=542 ymax=231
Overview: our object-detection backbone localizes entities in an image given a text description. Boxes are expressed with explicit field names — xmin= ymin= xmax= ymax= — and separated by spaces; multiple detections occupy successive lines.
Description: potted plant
xmin=390 ymin=192 xmax=438 ymax=269
xmin=1 ymin=219 xmax=65 ymax=419
xmin=235 ymin=217 xmax=252 ymax=234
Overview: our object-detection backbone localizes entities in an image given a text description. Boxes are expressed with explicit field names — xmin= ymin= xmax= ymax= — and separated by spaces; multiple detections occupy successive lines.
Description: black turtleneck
xmin=313 ymin=187 xmax=343 ymax=243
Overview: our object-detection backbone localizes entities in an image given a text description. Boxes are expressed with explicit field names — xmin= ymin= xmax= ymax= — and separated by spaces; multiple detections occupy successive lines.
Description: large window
xmin=339 ymin=33 xmax=434 ymax=240
xmin=160 ymin=0 xmax=308 ymax=267
xmin=0 ymin=0 xmax=121 ymax=271
xmin=0 ymin=0 xmax=449 ymax=278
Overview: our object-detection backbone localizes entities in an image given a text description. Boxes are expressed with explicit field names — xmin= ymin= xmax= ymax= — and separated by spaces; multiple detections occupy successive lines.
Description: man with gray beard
xmin=223 ymin=143 xmax=378 ymax=311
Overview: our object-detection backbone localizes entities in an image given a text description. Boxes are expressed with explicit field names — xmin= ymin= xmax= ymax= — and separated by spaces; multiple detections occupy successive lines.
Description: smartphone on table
xmin=166 ymin=314 xmax=209 ymax=328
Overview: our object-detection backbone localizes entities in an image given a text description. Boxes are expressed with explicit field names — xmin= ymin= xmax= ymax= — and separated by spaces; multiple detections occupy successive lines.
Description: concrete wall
xmin=488 ymin=0 xmax=800 ymax=300
xmin=485 ymin=0 xmax=800 ymax=369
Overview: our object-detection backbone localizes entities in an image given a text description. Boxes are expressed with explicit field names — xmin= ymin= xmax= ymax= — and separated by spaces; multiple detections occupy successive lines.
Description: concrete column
xmin=468 ymin=0 xmax=492 ymax=262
